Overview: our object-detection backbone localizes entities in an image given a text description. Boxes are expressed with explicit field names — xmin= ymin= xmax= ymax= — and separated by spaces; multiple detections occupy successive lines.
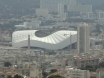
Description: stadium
xmin=12 ymin=30 xmax=77 ymax=50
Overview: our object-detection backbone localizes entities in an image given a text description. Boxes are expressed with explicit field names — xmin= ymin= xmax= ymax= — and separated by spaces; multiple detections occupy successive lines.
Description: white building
xmin=96 ymin=11 xmax=104 ymax=19
xmin=68 ymin=4 xmax=92 ymax=13
xmin=36 ymin=9 xmax=49 ymax=17
xmin=58 ymin=3 xmax=64 ymax=16
xmin=86 ymin=11 xmax=104 ymax=19
xmin=15 ymin=21 xmax=40 ymax=29
xmin=96 ymin=68 xmax=104 ymax=78
xmin=86 ymin=12 xmax=94 ymax=19
xmin=66 ymin=68 xmax=90 ymax=78
xmin=12 ymin=30 xmax=77 ymax=50
xmin=77 ymin=23 xmax=90 ymax=54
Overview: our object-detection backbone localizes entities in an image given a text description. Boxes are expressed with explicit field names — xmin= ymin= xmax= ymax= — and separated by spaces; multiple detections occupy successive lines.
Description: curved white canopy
xmin=12 ymin=30 xmax=77 ymax=50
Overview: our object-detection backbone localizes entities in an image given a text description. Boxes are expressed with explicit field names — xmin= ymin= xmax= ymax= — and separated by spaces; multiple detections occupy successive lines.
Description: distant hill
xmin=0 ymin=0 xmax=104 ymax=17
xmin=0 ymin=0 xmax=40 ymax=16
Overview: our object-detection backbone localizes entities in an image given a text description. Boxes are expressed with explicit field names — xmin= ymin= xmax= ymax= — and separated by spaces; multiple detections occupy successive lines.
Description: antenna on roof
xmin=28 ymin=35 xmax=30 ymax=49
xmin=70 ymin=32 xmax=72 ymax=51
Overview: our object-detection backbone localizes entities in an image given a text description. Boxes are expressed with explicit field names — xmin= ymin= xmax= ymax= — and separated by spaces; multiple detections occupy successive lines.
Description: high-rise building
xmin=66 ymin=68 xmax=90 ymax=78
xmin=96 ymin=11 xmax=104 ymax=19
xmin=77 ymin=23 xmax=90 ymax=54
xmin=40 ymin=0 xmax=76 ymax=13
xmin=86 ymin=12 xmax=94 ymax=19
xmin=58 ymin=3 xmax=64 ymax=16
xmin=68 ymin=4 xmax=92 ymax=13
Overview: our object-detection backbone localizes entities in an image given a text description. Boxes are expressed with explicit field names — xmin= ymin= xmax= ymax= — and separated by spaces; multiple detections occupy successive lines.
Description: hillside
xmin=0 ymin=0 xmax=40 ymax=17
xmin=0 ymin=0 xmax=104 ymax=18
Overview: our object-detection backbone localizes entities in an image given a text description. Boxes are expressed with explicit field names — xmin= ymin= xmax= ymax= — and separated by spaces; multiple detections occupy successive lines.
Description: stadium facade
xmin=12 ymin=30 xmax=77 ymax=50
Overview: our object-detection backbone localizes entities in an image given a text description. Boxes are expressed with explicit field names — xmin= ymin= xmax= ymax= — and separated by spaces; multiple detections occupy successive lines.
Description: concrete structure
xmin=15 ymin=21 xmax=40 ymax=29
xmin=12 ymin=30 xmax=77 ymax=50
xmin=96 ymin=11 xmax=104 ymax=19
xmin=77 ymin=23 xmax=90 ymax=54
xmin=86 ymin=12 xmax=94 ymax=19
xmin=68 ymin=4 xmax=92 ymax=13
xmin=66 ymin=68 xmax=90 ymax=78
xmin=36 ymin=9 xmax=49 ymax=17
xmin=86 ymin=11 xmax=104 ymax=19
xmin=58 ymin=3 xmax=64 ymax=16
xmin=96 ymin=68 xmax=104 ymax=78
xmin=0 ymin=64 xmax=42 ymax=78
xmin=74 ymin=56 xmax=99 ymax=68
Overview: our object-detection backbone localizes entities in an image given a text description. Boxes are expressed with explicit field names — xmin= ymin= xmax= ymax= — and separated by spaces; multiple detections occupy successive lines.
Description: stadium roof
xmin=12 ymin=30 xmax=77 ymax=50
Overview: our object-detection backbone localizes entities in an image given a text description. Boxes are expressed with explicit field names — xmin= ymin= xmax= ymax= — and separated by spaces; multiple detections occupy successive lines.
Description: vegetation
xmin=0 ymin=21 xmax=23 ymax=31
xmin=48 ymin=75 xmax=65 ymax=78
xmin=95 ymin=24 xmax=102 ymax=34
xmin=50 ymin=69 xmax=57 ymax=74
xmin=0 ymin=0 xmax=39 ymax=18
xmin=80 ymin=65 xmax=97 ymax=72
xmin=80 ymin=62 xmax=104 ymax=72
xmin=98 ymin=61 xmax=104 ymax=68
xmin=14 ymin=74 xmax=24 ymax=78
xmin=90 ymin=76 xmax=96 ymax=78
xmin=40 ymin=20 xmax=56 ymax=26
xmin=4 ymin=62 xmax=12 ymax=67
xmin=7 ymin=75 xmax=13 ymax=78
xmin=66 ymin=18 xmax=95 ymax=23
xmin=7 ymin=74 xmax=23 ymax=78
xmin=42 ymin=72 xmax=48 ymax=78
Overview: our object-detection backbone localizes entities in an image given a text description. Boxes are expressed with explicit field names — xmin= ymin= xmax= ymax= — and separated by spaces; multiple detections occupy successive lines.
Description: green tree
xmin=50 ymin=69 xmax=57 ymax=74
xmin=14 ymin=74 xmax=23 ymax=78
xmin=80 ymin=65 xmax=96 ymax=72
xmin=98 ymin=61 xmax=104 ymax=68
xmin=48 ymin=75 xmax=65 ymax=78
xmin=4 ymin=62 xmax=12 ymax=67
xmin=42 ymin=72 xmax=48 ymax=78
xmin=7 ymin=75 xmax=13 ymax=78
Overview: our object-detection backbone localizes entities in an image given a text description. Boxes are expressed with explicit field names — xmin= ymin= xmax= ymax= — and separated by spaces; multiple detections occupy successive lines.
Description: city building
xmin=12 ymin=30 xmax=77 ymax=50
xmin=58 ymin=3 xmax=64 ymax=16
xmin=96 ymin=68 xmax=104 ymax=78
xmin=36 ymin=8 xmax=49 ymax=17
xmin=40 ymin=0 xmax=76 ymax=13
xmin=96 ymin=11 xmax=104 ymax=19
xmin=86 ymin=11 xmax=104 ymax=19
xmin=77 ymin=23 xmax=90 ymax=54
xmin=15 ymin=21 xmax=41 ymax=29
xmin=66 ymin=68 xmax=90 ymax=78
xmin=74 ymin=56 xmax=99 ymax=68
xmin=86 ymin=12 xmax=94 ymax=19
xmin=68 ymin=4 xmax=92 ymax=13
xmin=0 ymin=64 xmax=42 ymax=78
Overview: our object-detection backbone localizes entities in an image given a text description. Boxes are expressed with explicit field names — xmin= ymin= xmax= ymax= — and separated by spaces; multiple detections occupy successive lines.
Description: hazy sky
xmin=77 ymin=0 xmax=104 ymax=5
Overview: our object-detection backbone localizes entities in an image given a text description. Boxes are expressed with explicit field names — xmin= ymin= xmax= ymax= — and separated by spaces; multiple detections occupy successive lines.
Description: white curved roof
xmin=12 ymin=30 xmax=77 ymax=50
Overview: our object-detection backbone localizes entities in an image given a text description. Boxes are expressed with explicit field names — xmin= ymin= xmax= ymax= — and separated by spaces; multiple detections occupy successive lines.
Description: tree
xmin=50 ymin=69 xmax=57 ymax=74
xmin=42 ymin=72 xmax=48 ymax=78
xmin=98 ymin=61 xmax=104 ymax=68
xmin=14 ymin=74 xmax=23 ymax=78
xmin=4 ymin=62 xmax=12 ymax=67
xmin=7 ymin=75 xmax=13 ymax=78
xmin=48 ymin=75 xmax=65 ymax=78
xmin=80 ymin=65 xmax=96 ymax=72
